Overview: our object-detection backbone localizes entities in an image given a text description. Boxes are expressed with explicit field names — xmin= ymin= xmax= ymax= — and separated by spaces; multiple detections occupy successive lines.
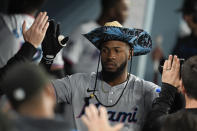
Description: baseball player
xmin=41 ymin=21 xmax=160 ymax=131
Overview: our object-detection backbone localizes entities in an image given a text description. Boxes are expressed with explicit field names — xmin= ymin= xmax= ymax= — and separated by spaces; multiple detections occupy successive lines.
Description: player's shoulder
xmin=128 ymin=74 xmax=146 ymax=84
xmin=129 ymin=74 xmax=160 ymax=91
xmin=68 ymin=72 xmax=96 ymax=81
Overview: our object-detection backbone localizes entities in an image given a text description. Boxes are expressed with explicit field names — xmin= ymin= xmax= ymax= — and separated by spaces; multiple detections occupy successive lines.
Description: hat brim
xmin=83 ymin=26 xmax=152 ymax=56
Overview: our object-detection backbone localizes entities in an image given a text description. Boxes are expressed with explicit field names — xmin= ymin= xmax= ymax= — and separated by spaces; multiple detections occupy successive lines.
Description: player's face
xmin=109 ymin=0 xmax=130 ymax=24
xmin=115 ymin=0 xmax=130 ymax=24
xmin=100 ymin=40 xmax=131 ymax=73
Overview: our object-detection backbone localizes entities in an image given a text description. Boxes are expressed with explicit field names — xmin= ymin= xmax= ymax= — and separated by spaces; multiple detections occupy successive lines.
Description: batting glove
xmin=41 ymin=19 xmax=69 ymax=64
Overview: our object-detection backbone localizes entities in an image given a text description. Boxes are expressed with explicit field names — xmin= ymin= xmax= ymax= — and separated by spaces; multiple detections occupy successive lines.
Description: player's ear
xmin=179 ymin=79 xmax=186 ymax=94
xmin=128 ymin=48 xmax=133 ymax=60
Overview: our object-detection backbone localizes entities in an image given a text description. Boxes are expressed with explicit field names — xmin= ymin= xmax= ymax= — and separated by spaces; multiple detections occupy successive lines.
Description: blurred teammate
xmin=172 ymin=0 xmax=197 ymax=60
xmin=0 ymin=11 xmax=49 ymax=95
xmin=2 ymin=63 xmax=69 ymax=131
xmin=0 ymin=0 xmax=65 ymax=78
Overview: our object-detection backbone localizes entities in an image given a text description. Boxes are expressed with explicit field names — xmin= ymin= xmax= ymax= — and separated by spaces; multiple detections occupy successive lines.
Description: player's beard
xmin=101 ymin=59 xmax=127 ymax=82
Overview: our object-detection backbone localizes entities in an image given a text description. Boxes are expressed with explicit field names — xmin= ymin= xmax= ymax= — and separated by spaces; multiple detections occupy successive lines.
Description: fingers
xmin=81 ymin=115 xmax=90 ymax=127
xmin=56 ymin=23 xmax=60 ymax=37
xmin=37 ymin=12 xmax=47 ymax=28
xmin=162 ymin=55 xmax=180 ymax=86
xmin=48 ymin=20 xmax=56 ymax=34
xmin=36 ymin=12 xmax=48 ymax=30
xmin=176 ymin=58 xmax=180 ymax=72
xmin=85 ymin=104 xmax=99 ymax=120
xmin=47 ymin=19 xmax=61 ymax=38
xmin=84 ymin=105 xmax=93 ymax=121
xmin=31 ymin=12 xmax=43 ymax=28
xmin=31 ymin=12 xmax=48 ymax=31
xmin=163 ymin=55 xmax=180 ymax=71
xmin=171 ymin=55 xmax=180 ymax=72
xmin=82 ymin=105 xmax=122 ymax=131
xmin=39 ymin=14 xmax=48 ymax=30
xmin=81 ymin=104 xmax=99 ymax=128
xmin=22 ymin=20 xmax=26 ymax=35
xmin=42 ymin=22 xmax=49 ymax=34
xmin=99 ymin=106 xmax=108 ymax=122
xmin=167 ymin=55 xmax=173 ymax=69
xmin=89 ymin=104 xmax=99 ymax=118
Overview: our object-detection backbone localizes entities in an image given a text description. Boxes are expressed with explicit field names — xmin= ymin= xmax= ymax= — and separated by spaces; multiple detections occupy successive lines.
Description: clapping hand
xmin=162 ymin=55 xmax=180 ymax=88
xmin=22 ymin=12 xmax=49 ymax=48
xmin=82 ymin=104 xmax=123 ymax=131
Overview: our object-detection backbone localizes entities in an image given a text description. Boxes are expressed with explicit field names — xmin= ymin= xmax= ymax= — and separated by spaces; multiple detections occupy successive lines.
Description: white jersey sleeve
xmin=52 ymin=75 xmax=75 ymax=104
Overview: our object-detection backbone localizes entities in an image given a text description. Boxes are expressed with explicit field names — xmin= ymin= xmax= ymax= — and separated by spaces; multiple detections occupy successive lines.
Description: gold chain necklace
xmin=101 ymin=73 xmax=130 ymax=94
xmin=101 ymin=80 xmax=110 ymax=93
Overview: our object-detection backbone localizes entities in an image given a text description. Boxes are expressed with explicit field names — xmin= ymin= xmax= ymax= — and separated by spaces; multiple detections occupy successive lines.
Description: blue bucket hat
xmin=83 ymin=21 xmax=152 ymax=56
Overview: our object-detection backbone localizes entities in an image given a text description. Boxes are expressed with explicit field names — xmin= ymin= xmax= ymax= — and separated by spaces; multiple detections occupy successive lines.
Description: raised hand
xmin=42 ymin=19 xmax=69 ymax=59
xmin=81 ymin=104 xmax=123 ymax=131
xmin=162 ymin=55 xmax=180 ymax=87
xmin=22 ymin=12 xmax=49 ymax=48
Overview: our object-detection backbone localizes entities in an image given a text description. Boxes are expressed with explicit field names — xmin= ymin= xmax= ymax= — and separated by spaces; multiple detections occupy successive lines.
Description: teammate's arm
xmin=142 ymin=55 xmax=181 ymax=131
xmin=0 ymin=12 xmax=49 ymax=95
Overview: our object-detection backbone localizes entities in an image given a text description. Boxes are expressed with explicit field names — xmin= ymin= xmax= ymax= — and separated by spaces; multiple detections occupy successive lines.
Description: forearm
xmin=143 ymin=55 xmax=183 ymax=131
xmin=0 ymin=42 xmax=37 ymax=78
xmin=0 ymin=42 xmax=37 ymax=95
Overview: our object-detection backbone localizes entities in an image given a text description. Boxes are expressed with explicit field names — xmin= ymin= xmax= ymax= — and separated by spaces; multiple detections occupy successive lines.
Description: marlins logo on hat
xmin=83 ymin=21 xmax=152 ymax=56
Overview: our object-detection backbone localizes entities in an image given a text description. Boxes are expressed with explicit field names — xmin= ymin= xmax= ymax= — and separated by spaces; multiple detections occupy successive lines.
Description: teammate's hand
xmin=42 ymin=19 xmax=69 ymax=60
xmin=81 ymin=104 xmax=123 ymax=131
xmin=162 ymin=55 xmax=180 ymax=88
xmin=22 ymin=12 xmax=49 ymax=48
